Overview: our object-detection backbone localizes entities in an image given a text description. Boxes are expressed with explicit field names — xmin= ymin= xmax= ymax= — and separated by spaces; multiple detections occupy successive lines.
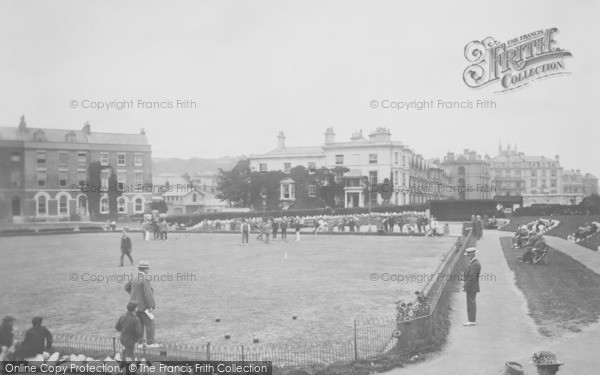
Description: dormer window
xmin=65 ymin=131 xmax=76 ymax=142
xmin=33 ymin=130 xmax=46 ymax=142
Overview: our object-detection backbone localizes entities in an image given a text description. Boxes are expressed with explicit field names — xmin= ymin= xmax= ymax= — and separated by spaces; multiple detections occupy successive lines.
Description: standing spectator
xmin=397 ymin=217 xmax=404 ymax=233
xmin=241 ymin=219 xmax=250 ymax=246
xmin=272 ymin=218 xmax=279 ymax=240
xmin=159 ymin=220 xmax=168 ymax=241
xmin=17 ymin=316 xmax=52 ymax=359
xmin=115 ymin=301 xmax=142 ymax=361
xmin=0 ymin=316 xmax=15 ymax=350
xmin=295 ymin=217 xmax=302 ymax=242
xmin=416 ymin=217 xmax=423 ymax=234
xmin=476 ymin=215 xmax=484 ymax=239
xmin=264 ymin=219 xmax=272 ymax=244
xmin=119 ymin=231 xmax=133 ymax=267
xmin=152 ymin=219 xmax=160 ymax=240
xmin=125 ymin=260 xmax=157 ymax=347
xmin=143 ymin=221 xmax=151 ymax=242
xmin=256 ymin=218 xmax=264 ymax=241
xmin=348 ymin=217 xmax=356 ymax=232
xmin=462 ymin=247 xmax=481 ymax=326
xmin=280 ymin=217 xmax=288 ymax=241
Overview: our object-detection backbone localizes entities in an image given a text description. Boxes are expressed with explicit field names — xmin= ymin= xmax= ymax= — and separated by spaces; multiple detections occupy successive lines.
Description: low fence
xmin=11 ymin=233 xmax=473 ymax=368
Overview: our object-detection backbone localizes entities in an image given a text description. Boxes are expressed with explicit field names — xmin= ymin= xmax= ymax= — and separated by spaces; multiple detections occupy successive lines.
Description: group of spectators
xmin=0 ymin=315 xmax=52 ymax=363
xmin=173 ymin=211 xmax=447 ymax=237
xmin=567 ymin=222 xmax=599 ymax=243
xmin=511 ymin=220 xmax=552 ymax=264
xmin=140 ymin=218 xmax=170 ymax=241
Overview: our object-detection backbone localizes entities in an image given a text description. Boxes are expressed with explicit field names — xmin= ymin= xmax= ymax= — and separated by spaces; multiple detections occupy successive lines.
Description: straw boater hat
xmin=138 ymin=260 xmax=151 ymax=269
xmin=531 ymin=351 xmax=564 ymax=367
xmin=465 ymin=247 xmax=477 ymax=256
xmin=499 ymin=361 xmax=524 ymax=375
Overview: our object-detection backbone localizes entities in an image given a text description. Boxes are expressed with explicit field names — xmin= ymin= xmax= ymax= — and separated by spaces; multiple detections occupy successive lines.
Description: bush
xmin=38 ymin=228 xmax=76 ymax=233
xmin=514 ymin=204 xmax=600 ymax=216
xmin=78 ymin=226 xmax=105 ymax=231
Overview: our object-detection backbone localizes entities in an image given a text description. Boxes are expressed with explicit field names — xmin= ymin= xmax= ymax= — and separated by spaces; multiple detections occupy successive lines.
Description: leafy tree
xmin=86 ymin=161 xmax=102 ymax=217
xmin=378 ymin=178 xmax=394 ymax=205
xmin=217 ymin=159 xmax=251 ymax=207
xmin=108 ymin=168 xmax=122 ymax=215
xmin=150 ymin=200 xmax=169 ymax=214
xmin=580 ymin=193 xmax=600 ymax=208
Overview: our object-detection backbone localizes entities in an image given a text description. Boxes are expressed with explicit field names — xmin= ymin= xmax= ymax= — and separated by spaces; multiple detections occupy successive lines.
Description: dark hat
xmin=2 ymin=315 xmax=16 ymax=324
xmin=502 ymin=361 xmax=524 ymax=375
xmin=531 ymin=351 xmax=564 ymax=366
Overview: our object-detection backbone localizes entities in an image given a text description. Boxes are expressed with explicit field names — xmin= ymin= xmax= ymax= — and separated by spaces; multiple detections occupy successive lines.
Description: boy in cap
xmin=462 ymin=247 xmax=481 ymax=326
xmin=115 ymin=302 xmax=142 ymax=361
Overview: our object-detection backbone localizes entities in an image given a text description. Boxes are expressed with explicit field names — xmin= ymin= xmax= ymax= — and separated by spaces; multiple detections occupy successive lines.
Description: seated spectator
xmin=519 ymin=235 xmax=548 ymax=264
xmin=512 ymin=225 xmax=530 ymax=248
xmin=531 ymin=350 xmax=563 ymax=374
xmin=16 ymin=316 xmax=52 ymax=360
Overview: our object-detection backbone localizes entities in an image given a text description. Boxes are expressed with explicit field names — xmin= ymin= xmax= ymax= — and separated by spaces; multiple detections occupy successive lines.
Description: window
xmin=505 ymin=170 xmax=511 ymax=177
xmin=531 ymin=180 xmax=537 ymax=188
xmin=402 ymin=155 xmax=407 ymax=166
xmin=402 ymin=173 xmax=407 ymax=186
xmin=100 ymin=153 xmax=109 ymax=166
xmin=551 ymin=170 xmax=556 ymax=177
xmin=370 ymin=192 xmax=378 ymax=206
xmin=37 ymin=170 xmax=46 ymax=187
xmin=135 ymin=172 xmax=143 ymax=187
xmin=37 ymin=151 xmax=46 ymax=165
xmin=77 ymin=152 xmax=87 ymax=165
xmin=135 ymin=198 xmax=143 ymax=213
xmin=541 ymin=170 xmax=547 ymax=177
xmin=458 ymin=166 xmax=466 ymax=175
xmin=308 ymin=184 xmax=316 ymax=197
xmin=335 ymin=155 xmax=344 ymax=165
xmin=37 ymin=195 xmax=47 ymax=215
xmin=117 ymin=171 xmax=126 ymax=190
xmin=394 ymin=152 xmax=399 ymax=165
xmin=369 ymin=171 xmax=378 ymax=185
xmin=58 ymin=152 xmax=68 ymax=166
xmin=11 ymin=151 xmax=20 ymax=162
xmin=11 ymin=171 xmax=21 ymax=187
xmin=515 ymin=169 xmax=521 ymax=176
xmin=117 ymin=153 xmax=126 ymax=166
xmin=134 ymin=154 xmax=143 ymax=167
xmin=78 ymin=171 xmax=87 ymax=187
xmin=284 ymin=163 xmax=291 ymax=173
xmin=59 ymin=195 xmax=68 ymax=214
xmin=308 ymin=162 xmax=316 ymax=172
xmin=369 ymin=154 xmax=378 ymax=164
xmin=192 ymin=193 xmax=197 ymax=202
xmin=118 ymin=197 xmax=127 ymax=213
xmin=59 ymin=172 xmax=68 ymax=187
xmin=550 ymin=179 xmax=557 ymax=188
xmin=551 ymin=190 xmax=557 ymax=194
xmin=260 ymin=163 xmax=267 ymax=172
xmin=531 ymin=190 xmax=537 ymax=195
xmin=394 ymin=171 xmax=399 ymax=184
xmin=100 ymin=197 xmax=109 ymax=214
xmin=531 ymin=170 xmax=537 ymax=177
xmin=65 ymin=132 xmax=76 ymax=142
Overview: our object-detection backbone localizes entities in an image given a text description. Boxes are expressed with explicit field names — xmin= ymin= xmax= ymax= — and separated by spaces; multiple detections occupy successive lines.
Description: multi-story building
xmin=0 ymin=116 xmax=152 ymax=222
xmin=442 ymin=150 xmax=492 ymax=200
xmin=249 ymin=127 xmax=452 ymax=208
xmin=490 ymin=144 xmax=563 ymax=197
xmin=190 ymin=171 xmax=220 ymax=194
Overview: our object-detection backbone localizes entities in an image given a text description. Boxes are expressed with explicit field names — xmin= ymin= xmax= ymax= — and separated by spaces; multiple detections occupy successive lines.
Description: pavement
xmin=385 ymin=231 xmax=600 ymax=375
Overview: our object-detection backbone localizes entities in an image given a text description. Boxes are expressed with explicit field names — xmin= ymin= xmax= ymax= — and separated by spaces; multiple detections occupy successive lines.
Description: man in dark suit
xmin=18 ymin=316 xmax=52 ymax=359
xmin=125 ymin=260 xmax=157 ymax=347
xmin=462 ymin=247 xmax=481 ymax=326
xmin=119 ymin=231 xmax=133 ymax=267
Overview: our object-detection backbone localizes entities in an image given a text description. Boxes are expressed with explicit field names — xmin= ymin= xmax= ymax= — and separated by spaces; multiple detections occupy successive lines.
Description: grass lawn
xmin=0 ymin=233 xmax=454 ymax=347
xmin=499 ymin=237 xmax=600 ymax=336
xmin=499 ymin=215 xmax=600 ymax=250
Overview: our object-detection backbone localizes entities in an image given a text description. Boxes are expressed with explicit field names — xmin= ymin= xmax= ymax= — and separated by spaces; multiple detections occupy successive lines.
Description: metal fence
xmin=11 ymin=232 xmax=473 ymax=367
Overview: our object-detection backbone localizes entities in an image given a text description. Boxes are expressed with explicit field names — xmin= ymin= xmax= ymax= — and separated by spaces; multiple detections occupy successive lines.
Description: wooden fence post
xmin=207 ymin=342 xmax=211 ymax=361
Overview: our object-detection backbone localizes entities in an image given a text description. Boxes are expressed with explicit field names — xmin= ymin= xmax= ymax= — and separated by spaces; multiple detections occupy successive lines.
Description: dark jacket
xmin=463 ymin=258 xmax=481 ymax=294
xmin=121 ymin=236 xmax=132 ymax=253
xmin=125 ymin=272 xmax=155 ymax=312
xmin=115 ymin=312 xmax=142 ymax=347
xmin=19 ymin=325 xmax=52 ymax=357
xmin=0 ymin=324 xmax=14 ymax=348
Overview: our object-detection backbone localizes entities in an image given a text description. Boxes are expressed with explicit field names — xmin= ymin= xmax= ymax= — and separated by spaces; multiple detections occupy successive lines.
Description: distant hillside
xmin=152 ymin=156 xmax=245 ymax=176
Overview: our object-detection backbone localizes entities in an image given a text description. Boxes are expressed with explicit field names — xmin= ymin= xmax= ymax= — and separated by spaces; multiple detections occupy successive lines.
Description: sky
xmin=0 ymin=0 xmax=598 ymax=176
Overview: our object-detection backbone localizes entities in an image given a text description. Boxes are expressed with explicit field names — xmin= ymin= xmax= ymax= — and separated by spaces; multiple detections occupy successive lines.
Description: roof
xmin=262 ymin=146 xmax=324 ymax=157
xmin=152 ymin=173 xmax=190 ymax=187
xmin=491 ymin=154 xmax=556 ymax=163
xmin=0 ymin=126 xmax=148 ymax=145
xmin=162 ymin=189 xmax=204 ymax=198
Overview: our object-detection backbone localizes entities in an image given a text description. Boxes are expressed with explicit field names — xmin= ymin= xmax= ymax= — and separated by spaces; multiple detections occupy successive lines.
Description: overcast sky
xmin=0 ymin=0 xmax=598 ymax=177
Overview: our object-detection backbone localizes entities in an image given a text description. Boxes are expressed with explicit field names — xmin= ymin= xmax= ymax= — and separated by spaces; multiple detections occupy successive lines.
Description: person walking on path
xmin=280 ymin=217 xmax=288 ymax=241
xmin=125 ymin=260 xmax=157 ymax=347
xmin=462 ymin=247 xmax=481 ymax=326
xmin=119 ymin=231 xmax=134 ymax=267
xmin=115 ymin=301 xmax=143 ymax=361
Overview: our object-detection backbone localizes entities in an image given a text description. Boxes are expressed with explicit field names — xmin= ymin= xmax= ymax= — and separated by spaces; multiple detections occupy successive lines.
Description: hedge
xmin=166 ymin=204 xmax=429 ymax=226
xmin=514 ymin=204 xmax=600 ymax=217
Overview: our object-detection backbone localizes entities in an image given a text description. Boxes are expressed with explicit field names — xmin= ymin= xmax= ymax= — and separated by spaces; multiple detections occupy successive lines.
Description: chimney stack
xmin=18 ymin=115 xmax=27 ymax=133
xmin=277 ymin=131 xmax=286 ymax=149
xmin=82 ymin=121 xmax=91 ymax=135
xmin=324 ymin=127 xmax=336 ymax=144
xmin=555 ymin=154 xmax=560 ymax=162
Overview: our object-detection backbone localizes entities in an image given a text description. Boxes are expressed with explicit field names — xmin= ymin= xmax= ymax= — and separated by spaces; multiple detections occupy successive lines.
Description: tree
xmin=378 ymin=178 xmax=394 ymax=205
xmin=108 ymin=168 xmax=122 ymax=215
xmin=86 ymin=161 xmax=102 ymax=217
xmin=217 ymin=159 xmax=251 ymax=207
xmin=150 ymin=200 xmax=169 ymax=214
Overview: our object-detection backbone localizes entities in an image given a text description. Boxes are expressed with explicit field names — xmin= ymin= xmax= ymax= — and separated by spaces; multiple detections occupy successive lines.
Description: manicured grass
xmin=0 ymin=233 xmax=454 ymax=347
xmin=499 ymin=215 xmax=600 ymax=250
xmin=499 ymin=237 xmax=600 ymax=336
